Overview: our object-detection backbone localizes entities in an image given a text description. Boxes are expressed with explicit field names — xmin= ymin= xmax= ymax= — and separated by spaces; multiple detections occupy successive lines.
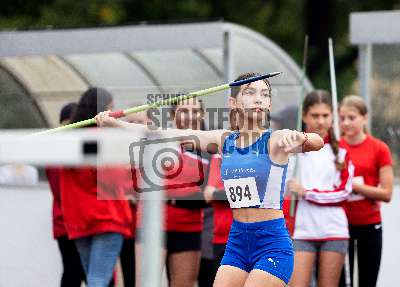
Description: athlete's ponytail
xmin=328 ymin=126 xmax=345 ymax=170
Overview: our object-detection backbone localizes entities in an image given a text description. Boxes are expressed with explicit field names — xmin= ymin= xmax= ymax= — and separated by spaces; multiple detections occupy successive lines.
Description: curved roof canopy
xmin=0 ymin=22 xmax=313 ymax=128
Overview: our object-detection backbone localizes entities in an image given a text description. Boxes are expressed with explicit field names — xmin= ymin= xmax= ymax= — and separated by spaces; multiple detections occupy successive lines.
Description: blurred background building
xmin=0 ymin=22 xmax=312 ymax=129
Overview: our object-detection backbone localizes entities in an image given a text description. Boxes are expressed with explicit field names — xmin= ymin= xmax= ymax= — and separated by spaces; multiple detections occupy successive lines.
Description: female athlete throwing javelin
xmin=95 ymin=72 xmax=324 ymax=287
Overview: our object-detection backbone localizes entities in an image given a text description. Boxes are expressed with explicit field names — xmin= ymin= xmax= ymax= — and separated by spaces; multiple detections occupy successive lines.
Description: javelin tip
xmin=229 ymin=72 xmax=282 ymax=87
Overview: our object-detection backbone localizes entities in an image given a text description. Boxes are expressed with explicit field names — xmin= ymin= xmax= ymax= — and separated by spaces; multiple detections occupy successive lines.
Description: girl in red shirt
xmin=60 ymin=88 xmax=134 ymax=287
xmin=339 ymin=95 xmax=394 ymax=287
xmin=46 ymin=102 xmax=86 ymax=287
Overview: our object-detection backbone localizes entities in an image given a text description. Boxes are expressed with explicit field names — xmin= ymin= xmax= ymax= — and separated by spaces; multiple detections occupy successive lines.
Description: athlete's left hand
xmin=277 ymin=130 xmax=305 ymax=153
xmin=287 ymin=179 xmax=306 ymax=197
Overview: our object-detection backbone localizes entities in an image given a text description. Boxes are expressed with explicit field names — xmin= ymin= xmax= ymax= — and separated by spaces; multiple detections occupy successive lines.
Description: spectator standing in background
xmin=339 ymin=95 xmax=393 ymax=287
xmin=46 ymin=102 xmax=87 ymax=287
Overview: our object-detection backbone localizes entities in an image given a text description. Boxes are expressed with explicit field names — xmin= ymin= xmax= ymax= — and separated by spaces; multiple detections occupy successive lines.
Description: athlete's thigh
xmin=289 ymin=251 xmax=316 ymax=287
xmin=168 ymin=250 xmax=201 ymax=287
xmin=213 ymin=265 xmax=248 ymax=287
xmin=318 ymin=251 xmax=345 ymax=287
xmin=244 ymin=269 xmax=286 ymax=287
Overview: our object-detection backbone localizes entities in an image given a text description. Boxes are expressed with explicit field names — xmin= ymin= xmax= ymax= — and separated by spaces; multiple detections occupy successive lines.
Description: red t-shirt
xmin=208 ymin=155 xmax=233 ymax=244
xmin=340 ymin=135 xmax=392 ymax=225
xmin=165 ymin=149 xmax=209 ymax=232
xmin=126 ymin=168 xmax=138 ymax=235
xmin=60 ymin=166 xmax=134 ymax=239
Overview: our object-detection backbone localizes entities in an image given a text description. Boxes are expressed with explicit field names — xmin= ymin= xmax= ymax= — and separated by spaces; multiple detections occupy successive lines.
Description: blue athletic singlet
xmin=221 ymin=129 xmax=288 ymax=210
xmin=219 ymin=130 xmax=294 ymax=283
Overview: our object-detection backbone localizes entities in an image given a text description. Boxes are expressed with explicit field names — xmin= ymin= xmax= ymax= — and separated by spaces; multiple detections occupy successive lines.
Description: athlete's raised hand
xmin=273 ymin=129 xmax=323 ymax=154
xmin=95 ymin=111 xmax=123 ymax=128
xmin=276 ymin=130 xmax=306 ymax=153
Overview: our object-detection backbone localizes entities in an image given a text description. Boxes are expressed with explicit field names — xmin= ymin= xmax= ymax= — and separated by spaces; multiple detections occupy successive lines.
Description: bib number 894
xmin=229 ymin=185 xmax=252 ymax=202
xmin=223 ymin=177 xmax=260 ymax=208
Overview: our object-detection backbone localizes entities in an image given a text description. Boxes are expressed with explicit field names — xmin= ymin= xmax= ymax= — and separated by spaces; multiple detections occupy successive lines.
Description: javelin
xmin=34 ymin=72 xmax=281 ymax=135
xmin=329 ymin=37 xmax=351 ymax=287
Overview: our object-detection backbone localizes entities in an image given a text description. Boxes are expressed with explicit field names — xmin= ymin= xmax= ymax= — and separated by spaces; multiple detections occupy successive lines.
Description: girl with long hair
xmin=339 ymin=95 xmax=393 ymax=287
xmin=60 ymin=87 xmax=134 ymax=287
xmin=287 ymin=90 xmax=354 ymax=287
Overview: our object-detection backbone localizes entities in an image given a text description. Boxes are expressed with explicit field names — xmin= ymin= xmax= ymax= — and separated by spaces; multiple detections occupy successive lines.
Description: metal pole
xmin=140 ymin=131 xmax=165 ymax=287
xmin=328 ymin=38 xmax=341 ymax=140
xmin=358 ymin=44 xmax=372 ymax=132
xmin=290 ymin=35 xmax=309 ymax=217
xmin=329 ymin=38 xmax=351 ymax=287
xmin=223 ymin=29 xmax=234 ymax=130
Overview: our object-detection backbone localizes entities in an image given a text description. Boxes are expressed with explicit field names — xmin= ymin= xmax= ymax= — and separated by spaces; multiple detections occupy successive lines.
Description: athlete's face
xmin=339 ymin=105 xmax=367 ymax=137
xmin=229 ymin=80 xmax=271 ymax=128
xmin=174 ymin=98 xmax=204 ymax=130
xmin=303 ymin=103 xmax=332 ymax=138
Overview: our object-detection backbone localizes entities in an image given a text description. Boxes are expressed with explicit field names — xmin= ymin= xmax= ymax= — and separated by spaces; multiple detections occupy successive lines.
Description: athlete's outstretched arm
xmin=264 ymin=129 xmax=323 ymax=166
xmin=95 ymin=111 xmax=228 ymax=154
xmin=271 ymin=129 xmax=324 ymax=154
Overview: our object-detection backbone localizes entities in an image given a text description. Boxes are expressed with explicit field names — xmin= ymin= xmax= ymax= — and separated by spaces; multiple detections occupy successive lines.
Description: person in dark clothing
xmin=46 ymin=102 xmax=86 ymax=287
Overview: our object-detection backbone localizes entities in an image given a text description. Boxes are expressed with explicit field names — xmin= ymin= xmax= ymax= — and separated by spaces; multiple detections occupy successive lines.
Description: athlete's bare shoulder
xmin=207 ymin=129 xmax=232 ymax=154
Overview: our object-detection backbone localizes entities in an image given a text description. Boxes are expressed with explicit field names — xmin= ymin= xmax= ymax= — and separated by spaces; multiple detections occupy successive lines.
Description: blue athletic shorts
xmin=220 ymin=218 xmax=294 ymax=284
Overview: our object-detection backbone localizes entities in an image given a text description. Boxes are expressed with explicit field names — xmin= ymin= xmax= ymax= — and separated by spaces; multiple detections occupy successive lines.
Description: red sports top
xmin=165 ymin=149 xmax=209 ymax=232
xmin=207 ymin=154 xmax=233 ymax=244
xmin=60 ymin=166 xmax=134 ymax=239
xmin=46 ymin=167 xmax=67 ymax=238
xmin=340 ymin=135 xmax=392 ymax=225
